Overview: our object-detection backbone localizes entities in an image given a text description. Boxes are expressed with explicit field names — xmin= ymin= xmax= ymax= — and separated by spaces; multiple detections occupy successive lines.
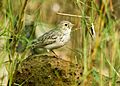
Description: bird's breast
xmin=44 ymin=28 xmax=71 ymax=50
xmin=58 ymin=33 xmax=70 ymax=44
xmin=44 ymin=33 xmax=70 ymax=49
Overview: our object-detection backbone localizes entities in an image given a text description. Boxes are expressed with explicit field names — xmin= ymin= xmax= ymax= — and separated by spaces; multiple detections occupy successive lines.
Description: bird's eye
xmin=65 ymin=24 xmax=68 ymax=26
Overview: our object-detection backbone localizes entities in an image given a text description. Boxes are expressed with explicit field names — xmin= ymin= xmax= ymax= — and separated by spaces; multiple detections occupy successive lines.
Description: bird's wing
xmin=33 ymin=29 xmax=61 ymax=48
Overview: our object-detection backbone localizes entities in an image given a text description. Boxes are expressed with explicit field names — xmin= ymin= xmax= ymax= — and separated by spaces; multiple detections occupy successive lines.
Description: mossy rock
xmin=12 ymin=55 xmax=83 ymax=86
xmin=12 ymin=55 xmax=112 ymax=86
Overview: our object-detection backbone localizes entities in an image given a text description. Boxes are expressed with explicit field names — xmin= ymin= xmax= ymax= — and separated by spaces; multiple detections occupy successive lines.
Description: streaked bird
xmin=32 ymin=21 xmax=74 ymax=56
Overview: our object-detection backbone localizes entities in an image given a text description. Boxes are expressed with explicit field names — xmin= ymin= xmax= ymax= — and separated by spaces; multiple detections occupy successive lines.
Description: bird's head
xmin=58 ymin=21 xmax=74 ymax=30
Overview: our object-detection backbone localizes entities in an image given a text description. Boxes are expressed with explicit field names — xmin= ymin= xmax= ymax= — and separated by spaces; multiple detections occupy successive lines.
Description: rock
xmin=12 ymin=55 xmax=83 ymax=86
xmin=12 ymin=55 xmax=112 ymax=86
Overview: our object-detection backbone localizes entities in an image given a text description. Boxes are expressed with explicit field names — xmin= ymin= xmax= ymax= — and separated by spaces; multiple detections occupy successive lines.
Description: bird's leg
xmin=51 ymin=50 xmax=59 ymax=58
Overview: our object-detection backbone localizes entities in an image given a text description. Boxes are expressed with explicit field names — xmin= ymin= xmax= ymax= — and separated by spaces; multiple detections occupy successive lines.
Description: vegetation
xmin=0 ymin=0 xmax=120 ymax=86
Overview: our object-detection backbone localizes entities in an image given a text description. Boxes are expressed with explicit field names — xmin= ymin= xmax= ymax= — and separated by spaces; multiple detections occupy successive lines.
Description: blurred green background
xmin=0 ymin=0 xmax=120 ymax=86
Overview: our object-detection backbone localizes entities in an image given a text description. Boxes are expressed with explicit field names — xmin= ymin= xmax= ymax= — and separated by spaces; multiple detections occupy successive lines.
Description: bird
xmin=31 ymin=20 xmax=74 ymax=57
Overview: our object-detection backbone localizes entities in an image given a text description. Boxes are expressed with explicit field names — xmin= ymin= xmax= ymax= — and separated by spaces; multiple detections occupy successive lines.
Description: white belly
xmin=45 ymin=33 xmax=70 ymax=49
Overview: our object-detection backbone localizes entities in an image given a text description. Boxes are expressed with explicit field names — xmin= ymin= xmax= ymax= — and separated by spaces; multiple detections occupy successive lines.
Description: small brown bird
xmin=32 ymin=21 xmax=74 ymax=56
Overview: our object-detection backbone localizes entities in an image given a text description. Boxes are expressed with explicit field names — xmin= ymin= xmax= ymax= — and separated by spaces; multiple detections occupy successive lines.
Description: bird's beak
xmin=70 ymin=23 xmax=74 ymax=27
